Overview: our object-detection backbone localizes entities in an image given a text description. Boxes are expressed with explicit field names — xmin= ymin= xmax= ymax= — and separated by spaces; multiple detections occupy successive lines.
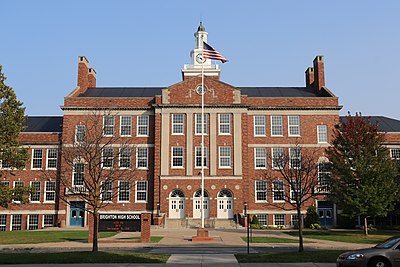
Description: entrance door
xmin=317 ymin=201 xmax=334 ymax=227
xmin=70 ymin=202 xmax=85 ymax=227
xmin=193 ymin=189 xmax=209 ymax=219
xmin=169 ymin=189 xmax=185 ymax=219
xmin=217 ymin=189 xmax=233 ymax=219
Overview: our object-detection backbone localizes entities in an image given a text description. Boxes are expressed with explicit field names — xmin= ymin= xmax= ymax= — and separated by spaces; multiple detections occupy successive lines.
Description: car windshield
xmin=375 ymin=237 xmax=400 ymax=249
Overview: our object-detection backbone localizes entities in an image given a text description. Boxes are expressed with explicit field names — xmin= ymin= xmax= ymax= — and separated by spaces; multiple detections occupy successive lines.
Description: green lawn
xmin=236 ymin=250 xmax=346 ymax=263
xmin=0 ymin=230 xmax=116 ymax=244
xmin=287 ymin=230 xmax=399 ymax=244
xmin=0 ymin=252 xmax=169 ymax=264
xmin=130 ymin=236 xmax=164 ymax=243
xmin=241 ymin=236 xmax=302 ymax=243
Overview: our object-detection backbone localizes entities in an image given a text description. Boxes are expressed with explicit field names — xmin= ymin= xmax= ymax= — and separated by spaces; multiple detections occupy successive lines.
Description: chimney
xmin=88 ymin=68 xmax=97 ymax=88
xmin=313 ymin=55 xmax=325 ymax=92
xmin=305 ymin=67 xmax=314 ymax=87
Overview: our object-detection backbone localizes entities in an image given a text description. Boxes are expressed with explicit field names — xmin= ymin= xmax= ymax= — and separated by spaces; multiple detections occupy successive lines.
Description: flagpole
xmin=201 ymin=43 xmax=205 ymax=230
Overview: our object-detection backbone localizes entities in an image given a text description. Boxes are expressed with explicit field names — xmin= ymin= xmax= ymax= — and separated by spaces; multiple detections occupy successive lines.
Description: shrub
xmin=305 ymin=206 xmax=320 ymax=228
xmin=251 ymin=215 xmax=260 ymax=225
xmin=310 ymin=223 xmax=321 ymax=230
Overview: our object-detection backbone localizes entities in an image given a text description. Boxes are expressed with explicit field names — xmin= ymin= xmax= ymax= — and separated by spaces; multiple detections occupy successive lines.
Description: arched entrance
xmin=193 ymin=189 xmax=209 ymax=219
xmin=217 ymin=189 xmax=233 ymax=219
xmin=169 ymin=189 xmax=185 ymax=219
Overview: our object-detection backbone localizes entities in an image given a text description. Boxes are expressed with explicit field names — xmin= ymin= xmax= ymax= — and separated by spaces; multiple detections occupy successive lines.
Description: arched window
xmin=170 ymin=189 xmax=185 ymax=198
xmin=218 ymin=189 xmax=233 ymax=198
xmin=194 ymin=189 xmax=209 ymax=198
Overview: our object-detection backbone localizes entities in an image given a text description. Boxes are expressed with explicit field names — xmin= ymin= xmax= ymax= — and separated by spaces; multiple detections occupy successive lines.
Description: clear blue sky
xmin=1 ymin=1 xmax=399 ymax=118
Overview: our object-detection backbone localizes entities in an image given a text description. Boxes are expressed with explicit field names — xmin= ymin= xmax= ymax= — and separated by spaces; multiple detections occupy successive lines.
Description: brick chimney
xmin=77 ymin=56 xmax=96 ymax=92
xmin=313 ymin=55 xmax=325 ymax=92
xmin=305 ymin=67 xmax=314 ymax=87
xmin=88 ymin=68 xmax=97 ymax=88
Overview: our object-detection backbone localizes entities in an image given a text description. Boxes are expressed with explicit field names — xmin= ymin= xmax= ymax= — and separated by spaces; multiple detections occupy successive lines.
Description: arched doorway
xmin=169 ymin=189 xmax=185 ymax=219
xmin=217 ymin=189 xmax=233 ymax=219
xmin=193 ymin=189 xmax=209 ymax=219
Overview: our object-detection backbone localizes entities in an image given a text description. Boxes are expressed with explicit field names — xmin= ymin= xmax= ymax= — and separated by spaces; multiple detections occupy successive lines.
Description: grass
xmin=0 ymin=252 xmax=169 ymax=264
xmin=236 ymin=250 xmax=346 ymax=263
xmin=241 ymin=236 xmax=302 ymax=243
xmin=286 ymin=230 xmax=399 ymax=244
xmin=0 ymin=230 xmax=116 ymax=244
xmin=129 ymin=236 xmax=164 ymax=243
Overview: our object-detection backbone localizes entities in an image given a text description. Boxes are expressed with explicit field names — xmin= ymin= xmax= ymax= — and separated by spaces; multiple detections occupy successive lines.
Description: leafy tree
xmin=326 ymin=113 xmax=399 ymax=235
xmin=304 ymin=206 xmax=320 ymax=228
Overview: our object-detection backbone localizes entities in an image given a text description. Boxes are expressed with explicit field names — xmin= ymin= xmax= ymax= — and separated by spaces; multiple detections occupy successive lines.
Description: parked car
xmin=337 ymin=236 xmax=400 ymax=267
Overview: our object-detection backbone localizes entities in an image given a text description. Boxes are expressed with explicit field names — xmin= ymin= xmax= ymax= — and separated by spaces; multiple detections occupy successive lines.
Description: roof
xmin=340 ymin=116 xmax=400 ymax=133
xmin=238 ymin=87 xmax=321 ymax=97
xmin=23 ymin=116 xmax=63 ymax=133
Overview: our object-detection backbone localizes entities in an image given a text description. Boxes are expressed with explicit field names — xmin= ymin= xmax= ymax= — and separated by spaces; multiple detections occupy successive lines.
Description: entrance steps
xmin=164 ymin=218 xmax=241 ymax=229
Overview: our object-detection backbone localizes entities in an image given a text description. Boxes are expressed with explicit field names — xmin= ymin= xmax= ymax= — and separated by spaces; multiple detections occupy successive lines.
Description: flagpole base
xmin=191 ymin=227 xmax=214 ymax=241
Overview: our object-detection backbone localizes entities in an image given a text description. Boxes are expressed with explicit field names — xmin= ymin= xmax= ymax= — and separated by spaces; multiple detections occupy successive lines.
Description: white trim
xmin=46 ymin=148 xmax=58 ymax=170
xmin=271 ymin=115 xmax=283 ymax=137
xmin=253 ymin=115 xmax=266 ymax=136
xmin=254 ymin=147 xmax=267 ymax=169
xmin=135 ymin=180 xmax=148 ymax=203
xmin=171 ymin=146 xmax=184 ymax=168
xmin=255 ymin=180 xmax=268 ymax=203
xmin=317 ymin=125 xmax=328 ymax=143
xmin=120 ymin=115 xmax=132 ymax=137
xmin=136 ymin=115 xmax=149 ymax=137
xmin=171 ymin=114 xmax=184 ymax=135
xmin=103 ymin=115 xmax=115 ymax=137
xmin=29 ymin=181 xmax=41 ymax=203
xmin=136 ymin=147 xmax=149 ymax=169
xmin=31 ymin=148 xmax=43 ymax=170
xmin=288 ymin=115 xmax=301 ymax=137
xmin=218 ymin=113 xmax=231 ymax=135
xmin=117 ymin=181 xmax=130 ymax=203
xmin=218 ymin=146 xmax=231 ymax=169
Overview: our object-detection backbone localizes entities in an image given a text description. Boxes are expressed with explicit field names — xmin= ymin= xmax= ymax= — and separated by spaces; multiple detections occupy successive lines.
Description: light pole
xmin=244 ymin=202 xmax=249 ymax=254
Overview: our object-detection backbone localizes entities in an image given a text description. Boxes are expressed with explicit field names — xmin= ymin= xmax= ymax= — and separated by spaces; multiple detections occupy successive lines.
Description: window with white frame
xmin=255 ymin=180 xmax=267 ymax=202
xmin=0 ymin=159 xmax=11 ymax=169
xmin=73 ymin=163 xmax=85 ymax=186
xmin=317 ymin=125 xmax=328 ymax=143
xmin=272 ymin=180 xmax=285 ymax=202
xmin=119 ymin=147 xmax=131 ymax=168
xmin=288 ymin=115 xmax=300 ymax=136
xmin=291 ymin=214 xmax=299 ymax=226
xmin=43 ymin=214 xmax=56 ymax=227
xmin=195 ymin=146 xmax=208 ymax=168
xmin=101 ymin=181 xmax=112 ymax=202
xmin=0 ymin=181 xmax=10 ymax=188
xmin=0 ymin=215 xmax=6 ymax=231
xmin=219 ymin=113 xmax=231 ymax=134
xmin=45 ymin=181 xmax=56 ymax=202
xmin=137 ymin=115 xmax=149 ymax=136
xmin=257 ymin=214 xmax=268 ymax=226
xmin=271 ymin=115 xmax=283 ymax=136
xmin=102 ymin=147 xmax=114 ymax=168
xmin=290 ymin=180 xmax=301 ymax=202
xmin=120 ymin=116 xmax=132 ymax=136
xmin=135 ymin=181 xmax=148 ymax=202
xmin=28 ymin=214 xmax=39 ymax=230
xmin=32 ymin=149 xmax=43 ymax=169
xmin=271 ymin=147 xmax=284 ymax=169
xmin=219 ymin=146 xmax=231 ymax=168
xmin=318 ymin=162 xmax=331 ymax=191
xmin=13 ymin=181 xmax=24 ymax=202
xmin=46 ymin=148 xmax=58 ymax=169
xmin=11 ymin=215 xmax=22 ymax=231
xmin=118 ymin=181 xmax=130 ymax=202
xmin=195 ymin=113 xmax=208 ymax=135
xmin=30 ymin=181 xmax=41 ymax=202
xmin=171 ymin=146 xmax=184 ymax=168
xmin=289 ymin=147 xmax=301 ymax=169
xmin=136 ymin=147 xmax=148 ymax=169
xmin=254 ymin=115 xmax=266 ymax=136
xmin=274 ymin=214 xmax=285 ymax=226
xmin=75 ymin=125 xmax=86 ymax=143
xmin=172 ymin=114 xmax=184 ymax=134
xmin=103 ymin=116 xmax=115 ymax=136
xmin=254 ymin=147 xmax=267 ymax=169
xmin=390 ymin=148 xmax=400 ymax=159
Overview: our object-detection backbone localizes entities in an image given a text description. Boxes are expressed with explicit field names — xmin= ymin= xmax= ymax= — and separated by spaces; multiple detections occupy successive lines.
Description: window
xmin=272 ymin=180 xmax=284 ymax=202
xmin=257 ymin=214 xmax=268 ymax=226
xmin=271 ymin=115 xmax=283 ymax=136
xmin=317 ymin=125 xmax=328 ymax=143
xmin=136 ymin=181 xmax=148 ymax=202
xmin=171 ymin=146 xmax=184 ymax=168
xmin=318 ymin=162 xmax=331 ymax=192
xmin=28 ymin=214 xmax=39 ymax=230
xmin=43 ymin=214 xmax=56 ymax=228
xmin=0 ymin=181 xmax=10 ymax=187
xmin=291 ymin=214 xmax=299 ymax=226
xmin=219 ymin=146 xmax=231 ymax=168
xmin=136 ymin=147 xmax=148 ymax=169
xmin=290 ymin=180 xmax=301 ymax=202
xmin=30 ymin=181 xmax=41 ymax=202
xmin=11 ymin=215 xmax=22 ymax=231
xmin=120 ymin=116 xmax=132 ymax=136
xmin=390 ymin=148 xmax=400 ymax=159
xmin=0 ymin=159 xmax=11 ymax=169
xmin=195 ymin=146 xmax=208 ymax=168
xmin=288 ymin=115 xmax=300 ymax=136
xmin=75 ymin=125 xmax=86 ymax=143
xmin=219 ymin=113 xmax=231 ymax=134
xmin=119 ymin=147 xmax=131 ymax=168
xmin=73 ymin=163 xmax=85 ymax=186
xmin=254 ymin=147 xmax=267 ymax=169
xmin=101 ymin=181 xmax=112 ymax=202
xmin=289 ymin=147 xmax=301 ymax=169
xmin=254 ymin=115 xmax=266 ymax=136
xmin=271 ymin=147 xmax=284 ymax=169
xmin=118 ymin=181 xmax=130 ymax=202
xmin=32 ymin=149 xmax=43 ymax=169
xmin=13 ymin=181 xmax=24 ymax=202
xmin=103 ymin=116 xmax=115 ymax=136
xmin=195 ymin=113 xmax=208 ymax=135
xmin=0 ymin=215 xmax=6 ymax=231
xmin=172 ymin=114 xmax=184 ymax=134
xmin=45 ymin=181 xmax=56 ymax=202
xmin=46 ymin=148 xmax=58 ymax=169
xmin=102 ymin=147 xmax=114 ymax=168
xmin=255 ymin=180 xmax=267 ymax=202
xmin=137 ymin=115 xmax=149 ymax=136
xmin=274 ymin=214 xmax=285 ymax=226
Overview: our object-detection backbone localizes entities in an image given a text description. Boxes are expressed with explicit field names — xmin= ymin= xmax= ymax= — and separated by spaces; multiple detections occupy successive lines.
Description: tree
xmin=326 ymin=113 xmax=399 ymax=235
xmin=54 ymin=111 xmax=136 ymax=252
xmin=304 ymin=206 xmax=320 ymax=228
xmin=0 ymin=65 xmax=29 ymax=208
xmin=264 ymin=145 xmax=320 ymax=252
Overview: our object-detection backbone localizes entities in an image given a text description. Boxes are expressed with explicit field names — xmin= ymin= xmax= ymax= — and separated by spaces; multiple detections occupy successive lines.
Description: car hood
xmin=339 ymin=248 xmax=386 ymax=258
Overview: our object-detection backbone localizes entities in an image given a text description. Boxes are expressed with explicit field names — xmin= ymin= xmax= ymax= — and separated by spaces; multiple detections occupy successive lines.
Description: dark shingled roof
xmin=238 ymin=87 xmax=319 ymax=97
xmin=23 ymin=116 xmax=63 ymax=133
xmin=340 ymin=116 xmax=400 ymax=133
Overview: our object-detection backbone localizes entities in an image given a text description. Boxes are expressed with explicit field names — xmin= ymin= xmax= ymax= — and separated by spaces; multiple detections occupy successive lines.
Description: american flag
xmin=203 ymin=42 xmax=229 ymax=63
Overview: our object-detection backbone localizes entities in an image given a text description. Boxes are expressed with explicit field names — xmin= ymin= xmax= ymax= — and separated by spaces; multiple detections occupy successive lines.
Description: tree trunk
xmin=363 ymin=216 xmax=369 ymax=236
xmin=92 ymin=211 xmax=99 ymax=252
xmin=297 ymin=207 xmax=304 ymax=252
